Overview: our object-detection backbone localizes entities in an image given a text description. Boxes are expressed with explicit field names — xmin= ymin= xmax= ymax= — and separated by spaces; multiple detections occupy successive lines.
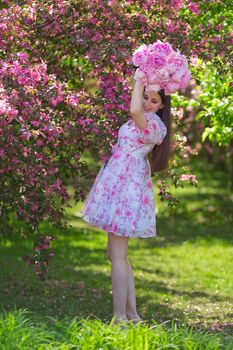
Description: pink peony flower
xmin=172 ymin=67 xmax=187 ymax=82
xmin=166 ymin=63 xmax=178 ymax=74
xmin=145 ymin=83 xmax=160 ymax=93
xmin=164 ymin=81 xmax=180 ymax=95
xmin=168 ymin=54 xmax=187 ymax=69
xmin=132 ymin=44 xmax=149 ymax=66
xmin=156 ymin=68 xmax=170 ymax=81
xmin=180 ymin=70 xmax=192 ymax=88
xmin=152 ymin=41 xmax=173 ymax=56
xmin=152 ymin=55 xmax=166 ymax=69
xmin=132 ymin=39 xmax=191 ymax=95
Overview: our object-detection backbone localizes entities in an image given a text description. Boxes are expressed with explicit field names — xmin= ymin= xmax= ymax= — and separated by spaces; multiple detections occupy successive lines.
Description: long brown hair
xmin=145 ymin=87 xmax=172 ymax=175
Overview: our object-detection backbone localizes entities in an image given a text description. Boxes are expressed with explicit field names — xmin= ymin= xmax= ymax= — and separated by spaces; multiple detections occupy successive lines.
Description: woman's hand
xmin=133 ymin=68 xmax=147 ymax=85
xmin=130 ymin=68 xmax=146 ymax=113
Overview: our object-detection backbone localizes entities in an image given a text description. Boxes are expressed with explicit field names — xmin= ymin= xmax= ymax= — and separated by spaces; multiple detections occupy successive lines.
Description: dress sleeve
xmin=136 ymin=112 xmax=167 ymax=145
xmin=111 ymin=142 xmax=118 ymax=154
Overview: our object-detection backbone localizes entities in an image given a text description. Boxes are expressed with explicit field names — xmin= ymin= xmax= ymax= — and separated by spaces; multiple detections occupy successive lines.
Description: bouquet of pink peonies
xmin=132 ymin=40 xmax=192 ymax=95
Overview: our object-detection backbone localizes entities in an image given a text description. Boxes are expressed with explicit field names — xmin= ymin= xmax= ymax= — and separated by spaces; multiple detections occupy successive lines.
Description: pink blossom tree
xmin=0 ymin=0 xmax=231 ymax=278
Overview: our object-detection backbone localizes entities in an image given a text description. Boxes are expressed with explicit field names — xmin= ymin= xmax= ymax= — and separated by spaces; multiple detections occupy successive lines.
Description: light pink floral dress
xmin=80 ymin=111 xmax=167 ymax=238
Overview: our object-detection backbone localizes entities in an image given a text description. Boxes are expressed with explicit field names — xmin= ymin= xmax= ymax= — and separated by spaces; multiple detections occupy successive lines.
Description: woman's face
xmin=143 ymin=89 xmax=164 ymax=113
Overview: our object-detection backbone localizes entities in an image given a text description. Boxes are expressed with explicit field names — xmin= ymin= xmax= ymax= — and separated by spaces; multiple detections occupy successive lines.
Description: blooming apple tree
xmin=0 ymin=0 xmax=231 ymax=278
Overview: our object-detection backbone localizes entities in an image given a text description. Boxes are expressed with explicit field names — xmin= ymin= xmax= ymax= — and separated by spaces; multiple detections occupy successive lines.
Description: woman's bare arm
xmin=130 ymin=79 xmax=147 ymax=130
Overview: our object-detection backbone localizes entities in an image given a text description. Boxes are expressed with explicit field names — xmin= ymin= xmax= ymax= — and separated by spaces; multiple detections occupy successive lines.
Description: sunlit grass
xmin=0 ymin=308 xmax=232 ymax=350
xmin=0 ymin=159 xmax=232 ymax=347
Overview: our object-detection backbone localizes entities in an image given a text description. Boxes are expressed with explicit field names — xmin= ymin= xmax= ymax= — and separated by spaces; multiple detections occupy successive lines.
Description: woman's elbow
xmin=130 ymin=109 xmax=141 ymax=115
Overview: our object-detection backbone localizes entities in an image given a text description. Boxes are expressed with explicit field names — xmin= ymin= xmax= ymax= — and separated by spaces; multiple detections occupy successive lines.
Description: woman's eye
xmin=144 ymin=96 xmax=157 ymax=103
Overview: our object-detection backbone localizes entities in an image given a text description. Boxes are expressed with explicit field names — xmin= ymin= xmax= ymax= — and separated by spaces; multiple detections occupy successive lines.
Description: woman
xmin=80 ymin=70 xmax=172 ymax=325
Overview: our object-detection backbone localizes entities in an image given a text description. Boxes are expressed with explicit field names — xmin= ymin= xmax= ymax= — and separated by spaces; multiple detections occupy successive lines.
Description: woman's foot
xmin=111 ymin=315 xmax=128 ymax=325
xmin=128 ymin=316 xmax=142 ymax=324
xmin=126 ymin=313 xmax=143 ymax=324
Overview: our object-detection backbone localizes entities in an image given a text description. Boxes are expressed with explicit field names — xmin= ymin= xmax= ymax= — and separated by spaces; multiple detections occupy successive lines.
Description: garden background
xmin=0 ymin=1 xmax=232 ymax=349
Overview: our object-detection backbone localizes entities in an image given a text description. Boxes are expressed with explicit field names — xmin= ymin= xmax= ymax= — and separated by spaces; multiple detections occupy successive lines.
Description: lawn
xmin=0 ymin=159 xmax=232 ymax=349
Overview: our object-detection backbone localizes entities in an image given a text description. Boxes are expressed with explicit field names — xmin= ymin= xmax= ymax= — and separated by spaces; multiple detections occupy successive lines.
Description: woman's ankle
xmin=112 ymin=315 xmax=128 ymax=324
xmin=126 ymin=311 xmax=141 ymax=320
xmin=112 ymin=314 xmax=128 ymax=320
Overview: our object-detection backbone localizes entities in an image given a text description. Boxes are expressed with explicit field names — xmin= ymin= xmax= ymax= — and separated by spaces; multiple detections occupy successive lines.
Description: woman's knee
xmin=107 ymin=232 xmax=129 ymax=262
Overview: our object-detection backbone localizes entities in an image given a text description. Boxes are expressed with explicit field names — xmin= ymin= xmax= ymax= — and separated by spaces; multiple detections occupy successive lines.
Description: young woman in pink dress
xmin=80 ymin=70 xmax=171 ymax=325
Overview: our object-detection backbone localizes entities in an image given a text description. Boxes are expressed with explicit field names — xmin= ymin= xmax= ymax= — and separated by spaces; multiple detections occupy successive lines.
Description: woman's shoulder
xmin=146 ymin=112 xmax=166 ymax=129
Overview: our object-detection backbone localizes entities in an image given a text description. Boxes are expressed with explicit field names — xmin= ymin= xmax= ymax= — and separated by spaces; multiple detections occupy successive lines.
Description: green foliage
xmin=1 ymin=0 xmax=232 ymax=281
xmin=171 ymin=60 xmax=233 ymax=147
xmin=194 ymin=61 xmax=233 ymax=146
xmin=0 ymin=160 xmax=232 ymax=345
xmin=0 ymin=308 xmax=232 ymax=349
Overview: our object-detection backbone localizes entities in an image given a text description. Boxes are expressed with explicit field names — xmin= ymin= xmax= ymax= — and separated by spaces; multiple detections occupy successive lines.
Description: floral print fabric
xmin=80 ymin=111 xmax=167 ymax=238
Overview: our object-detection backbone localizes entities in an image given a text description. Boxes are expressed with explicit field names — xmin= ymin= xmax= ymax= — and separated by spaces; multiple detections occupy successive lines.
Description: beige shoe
xmin=128 ymin=317 xmax=142 ymax=324
xmin=111 ymin=317 xmax=129 ymax=330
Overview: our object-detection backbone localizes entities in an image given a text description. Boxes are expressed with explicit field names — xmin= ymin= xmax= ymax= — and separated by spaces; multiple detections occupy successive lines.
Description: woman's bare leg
xmin=107 ymin=232 xmax=129 ymax=323
xmin=126 ymin=262 xmax=142 ymax=322
xmin=107 ymin=232 xmax=141 ymax=324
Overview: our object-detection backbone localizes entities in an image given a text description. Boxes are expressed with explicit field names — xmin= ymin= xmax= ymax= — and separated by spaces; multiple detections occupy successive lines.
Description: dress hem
xmin=80 ymin=213 xmax=157 ymax=239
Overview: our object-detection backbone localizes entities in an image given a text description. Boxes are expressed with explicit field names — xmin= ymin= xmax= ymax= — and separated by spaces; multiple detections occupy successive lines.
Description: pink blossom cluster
xmin=0 ymin=51 xmax=89 ymax=240
xmin=180 ymin=173 xmax=198 ymax=185
xmin=1 ymin=0 xmax=229 ymax=279
xmin=170 ymin=0 xmax=184 ymax=9
xmin=22 ymin=235 xmax=57 ymax=280
xmin=170 ymin=0 xmax=200 ymax=14
xmin=187 ymin=1 xmax=201 ymax=15
xmin=132 ymin=40 xmax=192 ymax=95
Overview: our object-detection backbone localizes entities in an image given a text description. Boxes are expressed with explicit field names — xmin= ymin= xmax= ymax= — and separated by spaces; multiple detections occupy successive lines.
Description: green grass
xmin=0 ymin=309 xmax=232 ymax=350
xmin=0 ymin=159 xmax=233 ymax=348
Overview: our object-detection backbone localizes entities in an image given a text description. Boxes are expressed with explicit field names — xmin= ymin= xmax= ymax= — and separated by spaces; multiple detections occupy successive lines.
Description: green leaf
xmin=195 ymin=110 xmax=207 ymax=121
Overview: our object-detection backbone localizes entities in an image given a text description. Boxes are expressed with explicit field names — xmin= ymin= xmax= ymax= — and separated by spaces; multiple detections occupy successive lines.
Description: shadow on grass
xmin=0 ymin=160 xmax=232 ymax=337
xmin=0 ymin=225 xmax=232 ymax=330
xmin=0 ymin=240 xmax=188 ymax=336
